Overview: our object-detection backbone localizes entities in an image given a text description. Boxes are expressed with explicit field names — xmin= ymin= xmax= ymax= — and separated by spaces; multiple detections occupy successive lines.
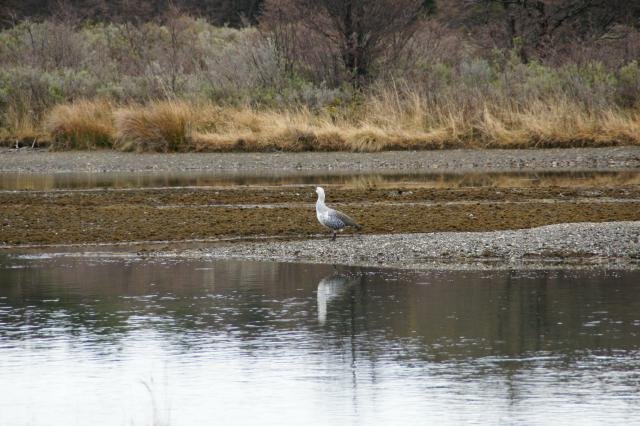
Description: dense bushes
xmin=0 ymin=14 xmax=639 ymax=151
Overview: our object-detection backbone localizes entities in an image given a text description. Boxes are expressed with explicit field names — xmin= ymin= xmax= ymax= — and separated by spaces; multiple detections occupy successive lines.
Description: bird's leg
xmin=332 ymin=231 xmax=337 ymax=241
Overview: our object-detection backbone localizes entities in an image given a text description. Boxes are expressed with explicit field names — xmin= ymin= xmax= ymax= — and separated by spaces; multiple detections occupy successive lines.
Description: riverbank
xmin=2 ymin=146 xmax=640 ymax=173
xmin=2 ymin=147 xmax=639 ymax=269
xmin=159 ymin=221 xmax=640 ymax=270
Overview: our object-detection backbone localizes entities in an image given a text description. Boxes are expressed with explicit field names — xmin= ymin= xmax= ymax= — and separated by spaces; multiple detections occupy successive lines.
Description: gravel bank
xmin=172 ymin=222 xmax=640 ymax=269
xmin=2 ymin=147 xmax=640 ymax=173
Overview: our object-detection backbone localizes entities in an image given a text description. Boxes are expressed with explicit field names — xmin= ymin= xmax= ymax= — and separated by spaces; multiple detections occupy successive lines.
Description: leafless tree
xmin=458 ymin=0 xmax=640 ymax=63
xmin=260 ymin=0 xmax=341 ymax=85
xmin=262 ymin=0 xmax=433 ymax=86
xmin=0 ymin=0 xmax=264 ymax=29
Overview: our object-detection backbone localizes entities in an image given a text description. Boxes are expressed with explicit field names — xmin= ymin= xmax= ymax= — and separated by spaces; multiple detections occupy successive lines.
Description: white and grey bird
xmin=315 ymin=186 xmax=362 ymax=241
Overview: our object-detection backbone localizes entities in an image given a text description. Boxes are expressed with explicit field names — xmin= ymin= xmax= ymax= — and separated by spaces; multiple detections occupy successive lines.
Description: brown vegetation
xmin=36 ymin=96 xmax=640 ymax=152
xmin=0 ymin=1 xmax=639 ymax=151
xmin=46 ymin=100 xmax=114 ymax=149
xmin=113 ymin=102 xmax=196 ymax=152
xmin=263 ymin=0 xmax=433 ymax=85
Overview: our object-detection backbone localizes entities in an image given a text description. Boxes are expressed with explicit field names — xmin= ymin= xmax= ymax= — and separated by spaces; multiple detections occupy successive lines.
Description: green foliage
xmin=496 ymin=60 xmax=564 ymax=106
xmin=557 ymin=62 xmax=617 ymax=108
xmin=618 ymin=61 xmax=640 ymax=107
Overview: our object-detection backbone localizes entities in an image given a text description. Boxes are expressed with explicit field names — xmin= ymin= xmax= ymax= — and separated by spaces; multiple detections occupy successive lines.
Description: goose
xmin=315 ymin=186 xmax=362 ymax=241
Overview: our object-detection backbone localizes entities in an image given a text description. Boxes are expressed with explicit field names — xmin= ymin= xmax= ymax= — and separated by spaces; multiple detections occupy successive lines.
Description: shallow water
xmin=1 ymin=255 xmax=639 ymax=425
xmin=1 ymin=169 xmax=638 ymax=190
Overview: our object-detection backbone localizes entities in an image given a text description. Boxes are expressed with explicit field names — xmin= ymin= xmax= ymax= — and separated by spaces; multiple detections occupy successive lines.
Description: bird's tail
xmin=354 ymin=223 xmax=362 ymax=231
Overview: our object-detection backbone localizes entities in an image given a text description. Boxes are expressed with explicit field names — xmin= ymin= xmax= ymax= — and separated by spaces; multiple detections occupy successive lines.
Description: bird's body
xmin=315 ymin=187 xmax=361 ymax=240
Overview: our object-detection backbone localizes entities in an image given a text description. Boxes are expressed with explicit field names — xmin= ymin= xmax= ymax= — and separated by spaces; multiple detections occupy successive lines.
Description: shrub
xmin=0 ymin=16 xmax=639 ymax=151
xmin=617 ymin=61 xmax=640 ymax=107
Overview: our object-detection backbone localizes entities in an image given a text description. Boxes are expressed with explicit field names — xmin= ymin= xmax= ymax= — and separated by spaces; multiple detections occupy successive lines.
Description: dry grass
xmin=478 ymin=100 xmax=640 ymax=149
xmin=113 ymin=101 xmax=204 ymax=152
xmin=46 ymin=100 xmax=115 ymax=150
xmin=0 ymin=103 xmax=48 ymax=148
xmin=499 ymin=104 xmax=630 ymax=149
xmin=191 ymin=104 xmax=467 ymax=152
xmin=0 ymin=126 xmax=47 ymax=148
xmin=8 ymin=93 xmax=640 ymax=152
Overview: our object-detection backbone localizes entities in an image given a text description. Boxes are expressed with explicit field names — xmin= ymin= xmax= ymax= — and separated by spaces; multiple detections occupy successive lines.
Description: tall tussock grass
xmin=478 ymin=100 xmax=640 ymax=148
xmin=35 ymin=93 xmax=640 ymax=152
xmin=114 ymin=102 xmax=200 ymax=152
xmin=46 ymin=101 xmax=115 ymax=150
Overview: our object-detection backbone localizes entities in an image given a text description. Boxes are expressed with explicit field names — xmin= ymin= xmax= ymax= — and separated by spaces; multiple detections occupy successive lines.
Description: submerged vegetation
xmin=1 ymin=1 xmax=639 ymax=151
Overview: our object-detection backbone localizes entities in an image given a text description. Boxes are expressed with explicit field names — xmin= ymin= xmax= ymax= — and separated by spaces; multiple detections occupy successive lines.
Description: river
xmin=1 ymin=255 xmax=639 ymax=425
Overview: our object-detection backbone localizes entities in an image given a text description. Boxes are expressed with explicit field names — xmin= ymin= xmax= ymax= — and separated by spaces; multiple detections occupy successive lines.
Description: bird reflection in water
xmin=317 ymin=270 xmax=362 ymax=324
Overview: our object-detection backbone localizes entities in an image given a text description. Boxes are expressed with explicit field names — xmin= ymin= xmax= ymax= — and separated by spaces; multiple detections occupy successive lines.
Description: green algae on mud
xmin=2 ymin=184 xmax=640 ymax=246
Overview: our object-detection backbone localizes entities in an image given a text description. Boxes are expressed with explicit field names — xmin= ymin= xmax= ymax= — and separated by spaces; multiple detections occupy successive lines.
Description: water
xmin=1 ymin=170 xmax=638 ymax=190
xmin=1 ymin=255 xmax=639 ymax=425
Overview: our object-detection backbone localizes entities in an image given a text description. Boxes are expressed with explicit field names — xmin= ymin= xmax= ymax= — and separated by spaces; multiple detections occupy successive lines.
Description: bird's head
xmin=315 ymin=186 xmax=325 ymax=199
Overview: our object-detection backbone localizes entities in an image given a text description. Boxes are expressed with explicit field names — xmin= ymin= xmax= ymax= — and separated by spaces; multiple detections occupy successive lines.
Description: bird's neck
xmin=316 ymin=195 xmax=326 ymax=210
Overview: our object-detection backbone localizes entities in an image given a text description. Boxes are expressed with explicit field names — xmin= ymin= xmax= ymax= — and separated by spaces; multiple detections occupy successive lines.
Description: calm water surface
xmin=1 ymin=255 xmax=639 ymax=425
xmin=1 ymin=170 xmax=638 ymax=190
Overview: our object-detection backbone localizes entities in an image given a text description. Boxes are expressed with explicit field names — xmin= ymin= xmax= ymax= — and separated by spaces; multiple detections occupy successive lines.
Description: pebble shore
xmin=2 ymin=146 xmax=640 ymax=173
xmin=173 ymin=222 xmax=640 ymax=269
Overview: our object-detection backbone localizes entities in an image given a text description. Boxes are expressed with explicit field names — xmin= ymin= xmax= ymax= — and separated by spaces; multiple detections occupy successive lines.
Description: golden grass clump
xmin=599 ymin=110 xmax=640 ymax=145
xmin=24 ymin=93 xmax=640 ymax=152
xmin=46 ymin=100 xmax=115 ymax=150
xmin=188 ymin=98 xmax=640 ymax=152
xmin=191 ymin=104 xmax=467 ymax=152
xmin=113 ymin=101 xmax=203 ymax=152
xmin=508 ymin=101 xmax=640 ymax=148
xmin=191 ymin=108 xmax=347 ymax=152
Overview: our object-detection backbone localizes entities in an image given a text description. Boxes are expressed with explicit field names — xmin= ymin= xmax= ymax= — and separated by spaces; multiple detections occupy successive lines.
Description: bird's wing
xmin=331 ymin=208 xmax=361 ymax=229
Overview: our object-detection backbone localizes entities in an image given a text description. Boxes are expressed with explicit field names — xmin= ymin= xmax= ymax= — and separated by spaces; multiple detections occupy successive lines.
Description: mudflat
xmin=2 ymin=171 xmax=640 ymax=246
xmin=1 ymin=148 xmax=639 ymax=269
